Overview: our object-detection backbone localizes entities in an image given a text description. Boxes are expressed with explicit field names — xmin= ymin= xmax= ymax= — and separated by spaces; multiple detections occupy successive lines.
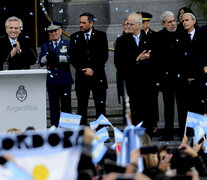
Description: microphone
xmin=13 ymin=44 xmax=17 ymax=48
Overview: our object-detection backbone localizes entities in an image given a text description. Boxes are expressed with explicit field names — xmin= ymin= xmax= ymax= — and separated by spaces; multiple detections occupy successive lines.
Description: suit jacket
xmin=69 ymin=28 xmax=108 ymax=90
xmin=114 ymin=31 xmax=153 ymax=91
xmin=154 ymin=28 xmax=188 ymax=84
xmin=0 ymin=34 xmax=37 ymax=70
xmin=185 ymin=27 xmax=206 ymax=81
xmin=39 ymin=38 xmax=74 ymax=86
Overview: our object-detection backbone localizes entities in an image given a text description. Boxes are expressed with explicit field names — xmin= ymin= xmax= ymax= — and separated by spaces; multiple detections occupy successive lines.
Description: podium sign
xmin=0 ymin=69 xmax=47 ymax=132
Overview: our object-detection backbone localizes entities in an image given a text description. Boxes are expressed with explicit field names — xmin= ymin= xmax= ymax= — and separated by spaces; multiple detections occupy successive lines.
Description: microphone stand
xmin=3 ymin=44 xmax=17 ymax=70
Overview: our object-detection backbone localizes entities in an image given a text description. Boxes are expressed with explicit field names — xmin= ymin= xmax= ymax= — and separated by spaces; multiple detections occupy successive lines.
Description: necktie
xmin=188 ymin=33 xmax=192 ymax=40
xmin=134 ymin=36 xmax=139 ymax=46
xmin=54 ymin=42 xmax=58 ymax=51
xmin=85 ymin=34 xmax=89 ymax=44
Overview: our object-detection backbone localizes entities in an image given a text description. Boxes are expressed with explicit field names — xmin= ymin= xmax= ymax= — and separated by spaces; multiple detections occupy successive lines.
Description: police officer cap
xmin=46 ymin=21 xmax=62 ymax=31
xmin=137 ymin=11 xmax=153 ymax=21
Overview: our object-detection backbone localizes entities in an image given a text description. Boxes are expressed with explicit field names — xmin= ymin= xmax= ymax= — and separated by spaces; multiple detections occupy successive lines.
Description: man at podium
xmin=0 ymin=16 xmax=37 ymax=70
xmin=39 ymin=21 xmax=74 ymax=127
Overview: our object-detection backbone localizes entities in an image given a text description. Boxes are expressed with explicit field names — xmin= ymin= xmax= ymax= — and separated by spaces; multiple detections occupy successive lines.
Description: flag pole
xmin=123 ymin=81 xmax=132 ymax=126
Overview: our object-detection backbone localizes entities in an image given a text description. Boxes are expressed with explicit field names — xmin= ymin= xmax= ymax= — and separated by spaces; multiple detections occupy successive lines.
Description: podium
xmin=0 ymin=69 xmax=47 ymax=132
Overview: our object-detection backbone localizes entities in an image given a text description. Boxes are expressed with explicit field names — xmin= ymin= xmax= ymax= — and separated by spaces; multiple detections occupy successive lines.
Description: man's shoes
xmin=158 ymin=135 xmax=174 ymax=141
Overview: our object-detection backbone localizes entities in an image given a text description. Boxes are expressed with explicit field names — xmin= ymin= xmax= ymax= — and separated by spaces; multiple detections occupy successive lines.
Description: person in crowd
xmin=114 ymin=18 xmax=129 ymax=125
xmin=177 ymin=7 xmax=196 ymax=32
xmin=138 ymin=11 xmax=156 ymax=36
xmin=182 ymin=13 xmax=206 ymax=115
xmin=0 ymin=16 xmax=37 ymax=70
xmin=39 ymin=21 xmax=74 ymax=127
xmin=69 ymin=12 xmax=109 ymax=125
xmin=154 ymin=11 xmax=189 ymax=141
xmin=7 ymin=128 xmax=22 ymax=134
xmin=114 ymin=12 xmax=153 ymax=136
xmin=199 ymin=24 xmax=207 ymax=113
xmin=138 ymin=11 xmax=160 ymax=134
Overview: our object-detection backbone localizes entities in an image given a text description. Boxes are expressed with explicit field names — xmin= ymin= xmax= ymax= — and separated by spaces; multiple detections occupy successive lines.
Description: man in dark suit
xmin=155 ymin=11 xmax=189 ymax=141
xmin=39 ymin=21 xmax=74 ymax=127
xmin=114 ymin=12 xmax=153 ymax=136
xmin=182 ymin=13 xmax=206 ymax=114
xmin=0 ymin=16 xmax=37 ymax=70
xmin=69 ymin=12 xmax=109 ymax=125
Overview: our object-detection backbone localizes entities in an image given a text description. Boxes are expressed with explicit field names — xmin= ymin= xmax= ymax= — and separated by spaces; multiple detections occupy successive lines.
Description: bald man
xmin=114 ymin=12 xmax=153 ymax=136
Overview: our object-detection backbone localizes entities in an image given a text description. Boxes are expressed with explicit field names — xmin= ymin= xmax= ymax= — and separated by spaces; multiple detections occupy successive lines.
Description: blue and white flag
xmin=114 ymin=127 xmax=123 ymax=143
xmin=0 ymin=161 xmax=33 ymax=180
xmin=92 ymin=141 xmax=108 ymax=164
xmin=186 ymin=112 xmax=207 ymax=128
xmin=15 ymin=148 xmax=81 ymax=180
xmin=89 ymin=114 xmax=113 ymax=130
xmin=193 ymin=125 xmax=206 ymax=144
xmin=59 ymin=112 xmax=81 ymax=129
xmin=94 ymin=127 xmax=109 ymax=144
xmin=203 ymin=141 xmax=207 ymax=153
xmin=118 ymin=126 xmax=145 ymax=172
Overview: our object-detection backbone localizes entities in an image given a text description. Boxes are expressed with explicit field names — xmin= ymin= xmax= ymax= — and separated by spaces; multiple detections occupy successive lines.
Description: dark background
xmin=0 ymin=0 xmax=49 ymax=47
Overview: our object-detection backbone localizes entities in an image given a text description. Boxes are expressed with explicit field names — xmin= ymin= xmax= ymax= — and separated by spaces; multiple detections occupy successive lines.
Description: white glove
xmin=40 ymin=55 xmax=47 ymax=64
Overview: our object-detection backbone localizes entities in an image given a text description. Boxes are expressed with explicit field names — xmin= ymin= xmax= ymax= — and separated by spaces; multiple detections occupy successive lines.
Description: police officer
xmin=39 ymin=21 xmax=74 ymax=127
xmin=137 ymin=11 xmax=160 ymax=134
xmin=137 ymin=11 xmax=156 ymax=36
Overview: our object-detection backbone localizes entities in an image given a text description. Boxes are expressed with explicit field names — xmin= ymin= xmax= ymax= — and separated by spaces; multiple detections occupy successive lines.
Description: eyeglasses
xmin=126 ymin=23 xmax=136 ymax=26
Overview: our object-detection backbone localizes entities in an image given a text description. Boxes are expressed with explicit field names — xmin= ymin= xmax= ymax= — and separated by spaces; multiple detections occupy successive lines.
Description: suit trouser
xmin=47 ymin=84 xmax=72 ymax=127
xmin=161 ymin=79 xmax=187 ymax=136
xmin=76 ymin=86 xmax=107 ymax=125
xmin=126 ymin=81 xmax=154 ymax=135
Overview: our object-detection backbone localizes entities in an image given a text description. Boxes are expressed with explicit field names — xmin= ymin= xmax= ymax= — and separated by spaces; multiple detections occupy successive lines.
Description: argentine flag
xmin=193 ymin=125 xmax=206 ymax=144
xmin=94 ymin=127 xmax=109 ymax=144
xmin=59 ymin=112 xmax=81 ymax=129
xmin=92 ymin=141 xmax=108 ymax=164
xmin=89 ymin=114 xmax=113 ymax=130
xmin=186 ymin=112 xmax=206 ymax=128
xmin=118 ymin=126 xmax=145 ymax=172
xmin=114 ymin=127 xmax=123 ymax=143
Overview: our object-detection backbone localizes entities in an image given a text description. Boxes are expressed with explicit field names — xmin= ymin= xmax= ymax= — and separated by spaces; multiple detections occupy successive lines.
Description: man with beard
xmin=69 ymin=12 xmax=109 ymax=125
xmin=154 ymin=11 xmax=188 ymax=141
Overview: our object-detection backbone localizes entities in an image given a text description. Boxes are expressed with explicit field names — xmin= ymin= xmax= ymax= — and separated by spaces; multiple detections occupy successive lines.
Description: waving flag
xmin=114 ymin=127 xmax=123 ymax=143
xmin=193 ymin=126 xmax=206 ymax=144
xmin=118 ymin=126 xmax=145 ymax=172
xmin=94 ymin=127 xmax=109 ymax=144
xmin=92 ymin=141 xmax=108 ymax=164
xmin=186 ymin=112 xmax=201 ymax=128
xmin=15 ymin=148 xmax=81 ymax=180
xmin=0 ymin=161 xmax=33 ymax=180
xmin=59 ymin=112 xmax=81 ymax=129
xmin=89 ymin=114 xmax=113 ymax=130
